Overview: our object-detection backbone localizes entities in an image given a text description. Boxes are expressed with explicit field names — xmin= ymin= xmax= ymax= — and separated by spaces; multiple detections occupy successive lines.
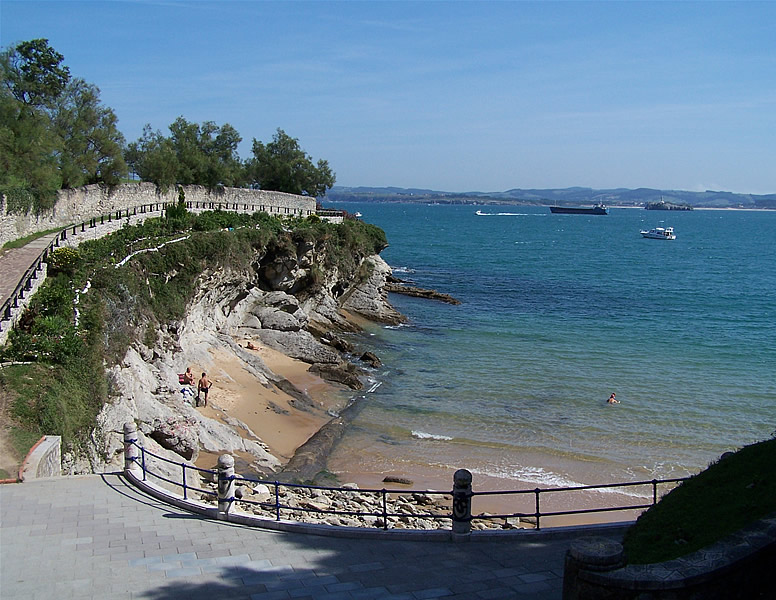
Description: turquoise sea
xmin=326 ymin=204 xmax=776 ymax=496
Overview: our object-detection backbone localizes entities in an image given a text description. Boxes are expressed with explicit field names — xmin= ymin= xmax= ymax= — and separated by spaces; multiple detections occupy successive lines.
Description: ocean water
xmin=326 ymin=204 xmax=776 ymax=494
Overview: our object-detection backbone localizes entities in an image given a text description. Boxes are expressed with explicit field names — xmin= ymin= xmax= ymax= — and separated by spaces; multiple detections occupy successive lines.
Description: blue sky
xmin=2 ymin=1 xmax=775 ymax=194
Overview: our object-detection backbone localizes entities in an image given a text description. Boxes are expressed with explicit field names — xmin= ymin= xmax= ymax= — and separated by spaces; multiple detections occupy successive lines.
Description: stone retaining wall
xmin=0 ymin=183 xmax=316 ymax=247
xmin=20 ymin=436 xmax=62 ymax=480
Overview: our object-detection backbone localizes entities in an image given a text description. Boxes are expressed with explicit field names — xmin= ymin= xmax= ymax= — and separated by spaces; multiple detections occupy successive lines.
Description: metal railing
xmin=184 ymin=200 xmax=313 ymax=217
xmin=471 ymin=478 xmax=687 ymax=530
xmin=0 ymin=203 xmax=171 ymax=334
xmin=124 ymin=429 xmax=688 ymax=533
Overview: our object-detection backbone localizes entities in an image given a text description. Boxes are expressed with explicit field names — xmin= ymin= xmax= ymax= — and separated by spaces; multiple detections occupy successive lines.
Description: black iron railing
xmin=125 ymin=435 xmax=688 ymax=532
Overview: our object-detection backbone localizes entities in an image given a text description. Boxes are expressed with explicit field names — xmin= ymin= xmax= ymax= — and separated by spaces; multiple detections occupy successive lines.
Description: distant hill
xmin=325 ymin=186 xmax=776 ymax=209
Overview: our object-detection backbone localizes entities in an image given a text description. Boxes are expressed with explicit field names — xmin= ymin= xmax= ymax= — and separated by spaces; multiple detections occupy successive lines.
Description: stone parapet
xmin=1 ymin=183 xmax=316 ymax=248
xmin=20 ymin=436 xmax=62 ymax=480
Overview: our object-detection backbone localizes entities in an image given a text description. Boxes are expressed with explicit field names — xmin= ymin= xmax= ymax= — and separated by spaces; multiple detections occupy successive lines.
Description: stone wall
xmin=562 ymin=518 xmax=776 ymax=599
xmin=21 ymin=436 xmax=62 ymax=480
xmin=0 ymin=183 xmax=316 ymax=248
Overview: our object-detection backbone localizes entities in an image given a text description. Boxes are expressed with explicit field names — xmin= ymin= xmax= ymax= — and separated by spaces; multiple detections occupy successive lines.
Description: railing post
xmin=275 ymin=482 xmax=281 ymax=521
xmin=123 ymin=422 xmax=142 ymax=478
xmin=182 ymin=464 xmax=188 ymax=499
xmin=652 ymin=479 xmax=658 ymax=504
xmin=452 ymin=469 xmax=472 ymax=539
xmin=535 ymin=488 xmax=541 ymax=530
xmin=217 ymin=454 xmax=235 ymax=517
xmin=382 ymin=489 xmax=388 ymax=530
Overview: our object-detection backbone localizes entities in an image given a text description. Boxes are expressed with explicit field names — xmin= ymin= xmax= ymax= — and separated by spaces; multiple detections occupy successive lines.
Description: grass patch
xmin=2 ymin=227 xmax=66 ymax=250
xmin=623 ymin=436 xmax=776 ymax=564
xmin=10 ymin=427 xmax=43 ymax=462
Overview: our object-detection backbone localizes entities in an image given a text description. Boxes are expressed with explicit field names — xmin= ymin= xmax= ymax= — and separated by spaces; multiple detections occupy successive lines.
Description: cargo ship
xmin=549 ymin=203 xmax=608 ymax=215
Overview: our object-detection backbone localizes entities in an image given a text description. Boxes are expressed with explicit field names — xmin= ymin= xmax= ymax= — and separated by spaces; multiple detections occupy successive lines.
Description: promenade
xmin=0 ymin=474 xmax=627 ymax=600
xmin=0 ymin=232 xmax=59 ymax=308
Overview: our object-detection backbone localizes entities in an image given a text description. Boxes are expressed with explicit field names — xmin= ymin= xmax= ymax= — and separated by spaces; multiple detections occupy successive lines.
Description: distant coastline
xmin=326 ymin=185 xmax=776 ymax=210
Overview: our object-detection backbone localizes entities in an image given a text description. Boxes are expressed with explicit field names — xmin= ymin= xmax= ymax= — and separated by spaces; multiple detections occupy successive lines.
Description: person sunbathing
xmin=181 ymin=367 xmax=195 ymax=385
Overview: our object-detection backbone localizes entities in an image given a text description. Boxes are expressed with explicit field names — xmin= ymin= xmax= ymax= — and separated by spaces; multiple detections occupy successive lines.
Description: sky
xmin=2 ymin=1 xmax=775 ymax=195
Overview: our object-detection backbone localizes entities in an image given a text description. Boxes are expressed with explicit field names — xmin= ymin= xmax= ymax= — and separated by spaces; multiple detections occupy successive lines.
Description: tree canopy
xmin=0 ymin=38 xmax=127 ymax=211
xmin=247 ymin=128 xmax=335 ymax=197
xmin=126 ymin=117 xmax=245 ymax=191
xmin=1 ymin=38 xmax=337 ymax=212
xmin=3 ymin=38 xmax=70 ymax=108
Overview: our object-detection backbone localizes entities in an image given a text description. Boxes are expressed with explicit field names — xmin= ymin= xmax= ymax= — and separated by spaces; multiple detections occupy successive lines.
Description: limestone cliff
xmin=70 ymin=241 xmax=403 ymax=484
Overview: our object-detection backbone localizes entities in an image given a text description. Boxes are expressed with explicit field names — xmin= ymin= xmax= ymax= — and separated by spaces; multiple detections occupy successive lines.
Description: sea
xmin=324 ymin=203 xmax=776 ymax=504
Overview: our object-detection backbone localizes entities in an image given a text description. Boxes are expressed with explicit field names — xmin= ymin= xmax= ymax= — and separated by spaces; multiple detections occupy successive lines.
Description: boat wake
xmin=475 ymin=210 xmax=536 ymax=217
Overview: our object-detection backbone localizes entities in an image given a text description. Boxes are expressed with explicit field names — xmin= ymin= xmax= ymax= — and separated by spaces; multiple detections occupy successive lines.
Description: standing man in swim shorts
xmin=197 ymin=372 xmax=212 ymax=407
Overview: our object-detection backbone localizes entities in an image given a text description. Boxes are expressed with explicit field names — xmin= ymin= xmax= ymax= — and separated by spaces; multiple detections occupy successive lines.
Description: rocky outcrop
xmin=385 ymin=275 xmax=461 ymax=305
xmin=71 ymin=241 xmax=402 ymax=478
xmin=340 ymin=257 xmax=406 ymax=323
xmin=278 ymin=398 xmax=366 ymax=483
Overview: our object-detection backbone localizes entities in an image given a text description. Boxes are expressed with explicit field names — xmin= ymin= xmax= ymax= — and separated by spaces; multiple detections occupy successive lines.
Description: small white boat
xmin=640 ymin=226 xmax=676 ymax=240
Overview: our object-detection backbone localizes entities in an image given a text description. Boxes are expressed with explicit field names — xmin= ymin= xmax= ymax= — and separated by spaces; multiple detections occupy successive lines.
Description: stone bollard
xmin=123 ymin=422 xmax=142 ymax=477
xmin=452 ymin=468 xmax=473 ymax=538
xmin=217 ymin=454 xmax=235 ymax=517
xmin=562 ymin=536 xmax=625 ymax=600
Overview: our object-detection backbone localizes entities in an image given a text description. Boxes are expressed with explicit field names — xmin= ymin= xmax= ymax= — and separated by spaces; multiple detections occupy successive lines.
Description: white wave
xmin=366 ymin=381 xmax=383 ymax=393
xmin=412 ymin=430 xmax=453 ymax=441
xmin=392 ymin=266 xmax=416 ymax=274
xmin=469 ymin=465 xmax=581 ymax=488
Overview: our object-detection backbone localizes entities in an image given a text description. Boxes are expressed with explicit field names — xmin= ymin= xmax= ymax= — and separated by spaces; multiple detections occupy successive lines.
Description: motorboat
xmin=640 ymin=226 xmax=676 ymax=240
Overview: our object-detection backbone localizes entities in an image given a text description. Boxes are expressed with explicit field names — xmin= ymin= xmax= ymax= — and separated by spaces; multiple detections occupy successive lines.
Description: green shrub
xmin=46 ymin=247 xmax=81 ymax=275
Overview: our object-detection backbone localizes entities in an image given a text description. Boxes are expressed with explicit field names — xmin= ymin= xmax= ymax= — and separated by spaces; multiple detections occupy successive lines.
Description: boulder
xmin=360 ymin=351 xmax=382 ymax=368
xmin=308 ymin=361 xmax=364 ymax=389
xmin=255 ymin=329 xmax=340 ymax=364
xmin=253 ymin=307 xmax=303 ymax=331
xmin=149 ymin=416 xmax=199 ymax=461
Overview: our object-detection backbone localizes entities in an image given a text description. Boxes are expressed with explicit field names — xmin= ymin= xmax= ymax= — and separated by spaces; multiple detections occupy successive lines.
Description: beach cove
xmin=162 ymin=203 xmax=776 ymax=526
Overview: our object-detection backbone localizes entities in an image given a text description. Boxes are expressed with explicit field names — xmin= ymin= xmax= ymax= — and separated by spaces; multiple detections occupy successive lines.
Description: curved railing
xmin=1 ymin=203 xmax=169 ymax=337
xmin=123 ymin=422 xmax=688 ymax=536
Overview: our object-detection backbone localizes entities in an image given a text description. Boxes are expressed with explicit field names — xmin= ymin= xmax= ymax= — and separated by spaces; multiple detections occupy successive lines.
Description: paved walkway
xmin=0 ymin=474 xmax=627 ymax=600
xmin=0 ymin=233 xmax=60 ymax=308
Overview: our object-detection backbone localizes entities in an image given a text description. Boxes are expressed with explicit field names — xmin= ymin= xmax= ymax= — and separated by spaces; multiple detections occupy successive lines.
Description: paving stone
xmin=0 ymin=473 xmax=629 ymax=600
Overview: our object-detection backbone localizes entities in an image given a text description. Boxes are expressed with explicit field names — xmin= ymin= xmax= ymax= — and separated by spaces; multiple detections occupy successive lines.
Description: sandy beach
xmin=190 ymin=337 xmax=350 ymax=472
